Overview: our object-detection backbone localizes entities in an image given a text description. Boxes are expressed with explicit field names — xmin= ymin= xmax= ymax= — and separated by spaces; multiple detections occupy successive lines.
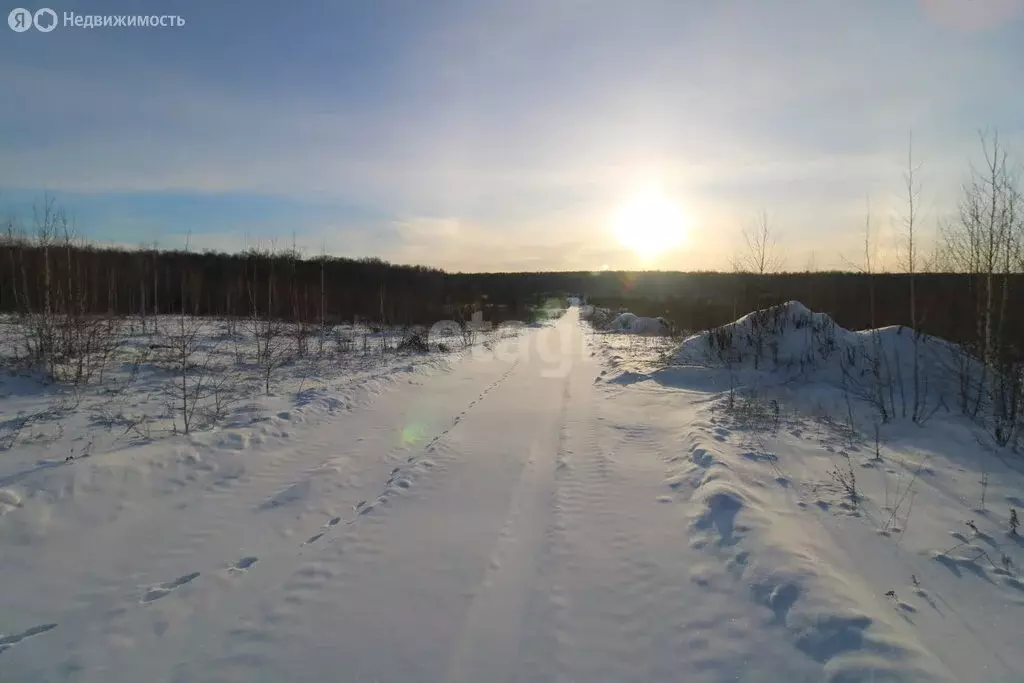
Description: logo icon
xmin=33 ymin=7 xmax=56 ymax=31
xmin=7 ymin=6 xmax=56 ymax=31
xmin=8 ymin=7 xmax=31 ymax=31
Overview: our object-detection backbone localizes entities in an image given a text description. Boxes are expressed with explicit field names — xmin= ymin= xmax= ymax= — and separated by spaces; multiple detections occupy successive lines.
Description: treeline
xmin=0 ymin=203 xmax=554 ymax=326
xmin=5 ymin=224 xmax=1022 ymax=352
xmin=0 ymin=240 xmax=452 ymax=325
xmin=2 ymin=218 xmax=1022 ymax=348
xmin=0 ymin=225 xmax=712 ymax=326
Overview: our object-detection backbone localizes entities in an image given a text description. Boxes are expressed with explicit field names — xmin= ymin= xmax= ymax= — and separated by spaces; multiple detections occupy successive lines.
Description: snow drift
xmin=581 ymin=306 xmax=673 ymax=336
xmin=608 ymin=311 xmax=672 ymax=335
xmin=668 ymin=301 xmax=974 ymax=421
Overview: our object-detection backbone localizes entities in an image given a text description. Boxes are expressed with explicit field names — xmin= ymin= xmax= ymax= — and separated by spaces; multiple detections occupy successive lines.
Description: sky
xmin=1 ymin=0 xmax=1023 ymax=272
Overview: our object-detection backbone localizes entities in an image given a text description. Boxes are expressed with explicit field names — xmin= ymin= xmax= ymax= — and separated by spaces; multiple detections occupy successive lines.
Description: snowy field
xmin=593 ymin=303 xmax=1024 ymax=682
xmin=1 ymin=304 xmax=1022 ymax=682
xmin=0 ymin=316 xmax=521 ymax=539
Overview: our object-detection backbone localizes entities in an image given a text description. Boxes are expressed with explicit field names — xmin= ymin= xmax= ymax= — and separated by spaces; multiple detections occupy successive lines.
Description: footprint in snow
xmin=305 ymin=514 xmax=344 ymax=545
xmin=229 ymin=557 xmax=258 ymax=574
xmin=0 ymin=623 xmax=58 ymax=654
xmin=354 ymin=500 xmax=379 ymax=515
xmin=141 ymin=572 xmax=200 ymax=603
xmin=691 ymin=448 xmax=714 ymax=468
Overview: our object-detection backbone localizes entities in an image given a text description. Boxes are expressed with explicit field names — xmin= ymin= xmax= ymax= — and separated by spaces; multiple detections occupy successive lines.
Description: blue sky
xmin=2 ymin=0 xmax=1022 ymax=271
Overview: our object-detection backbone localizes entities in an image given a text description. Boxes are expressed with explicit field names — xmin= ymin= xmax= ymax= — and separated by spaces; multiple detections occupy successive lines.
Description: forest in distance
xmin=0 ymin=215 xmax=1021 ymax=351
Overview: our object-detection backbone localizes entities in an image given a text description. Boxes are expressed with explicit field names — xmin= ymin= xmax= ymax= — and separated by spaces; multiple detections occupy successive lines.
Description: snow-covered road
xmin=5 ymin=306 xmax=1021 ymax=682
xmin=0 ymin=308 xmax=807 ymax=682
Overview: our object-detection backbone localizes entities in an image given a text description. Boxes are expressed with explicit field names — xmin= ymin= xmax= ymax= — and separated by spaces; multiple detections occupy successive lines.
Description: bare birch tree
xmin=734 ymin=209 xmax=784 ymax=274
xmin=942 ymin=130 xmax=1024 ymax=443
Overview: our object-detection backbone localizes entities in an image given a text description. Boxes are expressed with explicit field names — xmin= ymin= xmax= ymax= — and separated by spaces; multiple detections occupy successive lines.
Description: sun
xmin=613 ymin=190 xmax=688 ymax=261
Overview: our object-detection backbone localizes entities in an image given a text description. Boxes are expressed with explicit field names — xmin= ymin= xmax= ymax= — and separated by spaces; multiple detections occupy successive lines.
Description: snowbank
xmin=681 ymin=433 xmax=961 ymax=683
xmin=631 ymin=316 xmax=671 ymax=335
xmin=608 ymin=311 xmax=672 ymax=335
xmin=581 ymin=307 xmax=672 ymax=336
xmin=670 ymin=301 xmax=970 ymax=417
xmin=611 ymin=312 xmax=638 ymax=331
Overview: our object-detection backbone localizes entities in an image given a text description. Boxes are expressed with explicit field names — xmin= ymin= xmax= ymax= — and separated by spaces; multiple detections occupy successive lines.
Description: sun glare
xmin=613 ymin=190 xmax=688 ymax=261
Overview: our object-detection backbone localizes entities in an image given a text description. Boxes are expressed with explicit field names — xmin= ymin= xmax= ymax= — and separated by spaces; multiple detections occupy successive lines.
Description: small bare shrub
xmin=830 ymin=451 xmax=858 ymax=506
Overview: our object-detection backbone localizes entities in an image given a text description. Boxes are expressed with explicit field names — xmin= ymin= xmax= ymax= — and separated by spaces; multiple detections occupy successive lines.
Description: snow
xmin=668 ymin=300 xmax=974 ymax=423
xmin=0 ymin=303 xmax=1021 ymax=682
xmin=595 ymin=301 xmax=1024 ymax=682
xmin=604 ymin=310 xmax=672 ymax=335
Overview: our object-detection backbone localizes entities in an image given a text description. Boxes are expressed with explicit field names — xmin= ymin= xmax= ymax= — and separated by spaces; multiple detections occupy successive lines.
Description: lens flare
xmin=400 ymin=420 xmax=430 ymax=446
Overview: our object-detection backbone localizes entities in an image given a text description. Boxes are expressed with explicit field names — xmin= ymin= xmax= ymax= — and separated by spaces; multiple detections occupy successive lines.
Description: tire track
xmin=510 ymin=357 xmax=575 ymax=683
xmin=546 ymin=377 xmax=661 ymax=682
xmin=443 ymin=368 xmax=566 ymax=683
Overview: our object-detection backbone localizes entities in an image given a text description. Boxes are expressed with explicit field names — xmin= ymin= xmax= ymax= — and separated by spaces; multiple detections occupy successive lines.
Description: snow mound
xmin=673 ymin=301 xmax=842 ymax=370
xmin=611 ymin=312 xmax=671 ymax=335
xmin=611 ymin=312 xmax=638 ymax=331
xmin=670 ymin=301 xmax=968 ymax=412
xmin=581 ymin=307 xmax=672 ymax=336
